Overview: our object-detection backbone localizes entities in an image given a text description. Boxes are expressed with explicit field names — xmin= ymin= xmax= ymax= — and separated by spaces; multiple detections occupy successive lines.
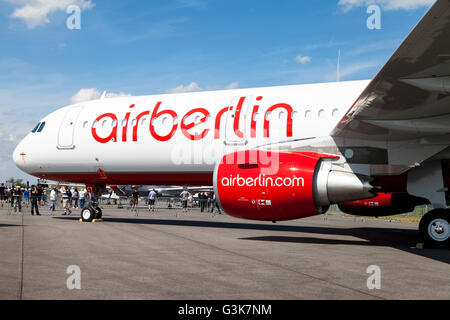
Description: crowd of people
xmin=195 ymin=191 xmax=221 ymax=214
xmin=0 ymin=183 xmax=46 ymax=214
xmin=138 ymin=188 xmax=221 ymax=214
xmin=1 ymin=182 xmax=223 ymax=216
xmin=127 ymin=187 xmax=222 ymax=214
xmin=0 ymin=183 xmax=90 ymax=216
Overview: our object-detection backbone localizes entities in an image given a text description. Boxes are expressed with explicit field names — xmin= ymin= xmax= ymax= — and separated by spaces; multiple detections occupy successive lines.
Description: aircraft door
xmin=57 ymin=106 xmax=84 ymax=149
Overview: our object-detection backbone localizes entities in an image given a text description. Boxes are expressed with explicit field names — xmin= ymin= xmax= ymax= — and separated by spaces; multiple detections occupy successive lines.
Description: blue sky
xmin=0 ymin=0 xmax=435 ymax=183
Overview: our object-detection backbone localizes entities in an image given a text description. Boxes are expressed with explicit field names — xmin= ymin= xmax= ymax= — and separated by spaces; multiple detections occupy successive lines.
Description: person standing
xmin=206 ymin=192 xmax=211 ymax=211
xmin=0 ymin=183 xmax=6 ymax=208
xmin=49 ymin=187 xmax=57 ymax=213
xmin=199 ymin=192 xmax=206 ymax=212
xmin=131 ymin=189 xmax=139 ymax=212
xmin=7 ymin=186 xmax=13 ymax=208
xmin=30 ymin=185 xmax=40 ymax=216
xmin=72 ymin=188 xmax=79 ymax=209
xmin=68 ymin=187 xmax=73 ymax=208
xmin=23 ymin=188 xmax=30 ymax=208
xmin=79 ymin=189 xmax=86 ymax=208
xmin=9 ymin=186 xmax=14 ymax=208
xmin=37 ymin=185 xmax=43 ymax=206
xmin=180 ymin=189 xmax=191 ymax=213
xmin=60 ymin=186 xmax=71 ymax=215
xmin=8 ymin=186 xmax=13 ymax=208
xmin=12 ymin=186 xmax=22 ymax=213
xmin=210 ymin=193 xmax=222 ymax=214
xmin=148 ymin=189 xmax=157 ymax=212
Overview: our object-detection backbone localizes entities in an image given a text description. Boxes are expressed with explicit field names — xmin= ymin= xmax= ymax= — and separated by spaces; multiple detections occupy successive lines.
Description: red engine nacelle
xmin=338 ymin=193 xmax=428 ymax=217
xmin=213 ymin=150 xmax=376 ymax=221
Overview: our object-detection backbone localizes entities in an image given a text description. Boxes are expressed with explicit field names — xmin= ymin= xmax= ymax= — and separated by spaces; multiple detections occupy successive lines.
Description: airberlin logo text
xmin=91 ymin=96 xmax=294 ymax=143
xmin=221 ymin=174 xmax=304 ymax=188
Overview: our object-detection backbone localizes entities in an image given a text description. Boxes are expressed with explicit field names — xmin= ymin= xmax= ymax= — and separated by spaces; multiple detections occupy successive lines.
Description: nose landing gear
xmin=419 ymin=209 xmax=450 ymax=249
xmin=80 ymin=184 xmax=104 ymax=222
xmin=80 ymin=206 xmax=102 ymax=222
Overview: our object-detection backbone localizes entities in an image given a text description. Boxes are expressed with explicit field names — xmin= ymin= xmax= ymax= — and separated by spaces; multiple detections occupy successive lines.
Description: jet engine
xmin=213 ymin=150 xmax=377 ymax=221
xmin=338 ymin=193 xmax=428 ymax=217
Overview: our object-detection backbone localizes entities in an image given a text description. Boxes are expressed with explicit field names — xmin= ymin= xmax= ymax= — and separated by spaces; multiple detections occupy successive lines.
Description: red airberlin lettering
xmin=133 ymin=110 xmax=150 ymax=142
xmin=233 ymin=97 xmax=246 ymax=139
xmin=149 ymin=102 xmax=178 ymax=142
xmin=91 ymin=97 xmax=294 ymax=143
xmin=214 ymin=106 xmax=231 ymax=139
xmin=122 ymin=104 xmax=135 ymax=142
xmin=250 ymin=96 xmax=262 ymax=138
xmin=92 ymin=113 xmax=118 ymax=143
xmin=264 ymin=103 xmax=293 ymax=138
xmin=181 ymin=108 xmax=210 ymax=141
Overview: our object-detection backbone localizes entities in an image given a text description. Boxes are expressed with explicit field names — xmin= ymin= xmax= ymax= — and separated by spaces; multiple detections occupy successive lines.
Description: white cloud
xmin=338 ymin=0 xmax=436 ymax=12
xmin=104 ymin=91 xmax=132 ymax=99
xmin=166 ymin=82 xmax=202 ymax=94
xmin=295 ymin=55 xmax=312 ymax=64
xmin=223 ymin=82 xmax=239 ymax=90
xmin=70 ymin=88 xmax=100 ymax=103
xmin=70 ymin=88 xmax=132 ymax=104
xmin=8 ymin=0 xmax=95 ymax=28
xmin=166 ymin=82 xmax=239 ymax=94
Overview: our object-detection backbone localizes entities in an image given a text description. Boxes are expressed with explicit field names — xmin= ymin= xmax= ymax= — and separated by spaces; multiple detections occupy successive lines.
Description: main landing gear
xmin=419 ymin=209 xmax=450 ymax=249
xmin=407 ymin=160 xmax=449 ymax=248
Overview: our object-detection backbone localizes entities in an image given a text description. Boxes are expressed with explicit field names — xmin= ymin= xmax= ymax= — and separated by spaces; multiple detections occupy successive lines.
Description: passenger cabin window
xmin=332 ymin=108 xmax=340 ymax=118
xmin=318 ymin=109 xmax=325 ymax=118
xmin=304 ymin=110 xmax=311 ymax=118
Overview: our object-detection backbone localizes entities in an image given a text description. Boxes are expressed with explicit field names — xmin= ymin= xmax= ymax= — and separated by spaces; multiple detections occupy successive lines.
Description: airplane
xmin=13 ymin=0 xmax=450 ymax=248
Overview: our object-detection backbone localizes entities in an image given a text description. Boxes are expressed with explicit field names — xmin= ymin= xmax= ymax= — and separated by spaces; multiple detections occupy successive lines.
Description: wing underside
xmin=330 ymin=0 xmax=450 ymax=175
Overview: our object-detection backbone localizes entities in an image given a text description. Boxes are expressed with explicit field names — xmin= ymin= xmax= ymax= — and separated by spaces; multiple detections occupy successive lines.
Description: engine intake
xmin=213 ymin=150 xmax=376 ymax=221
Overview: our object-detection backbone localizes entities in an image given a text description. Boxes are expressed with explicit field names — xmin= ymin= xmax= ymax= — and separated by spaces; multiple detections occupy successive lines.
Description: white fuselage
xmin=13 ymin=80 xmax=369 ymax=185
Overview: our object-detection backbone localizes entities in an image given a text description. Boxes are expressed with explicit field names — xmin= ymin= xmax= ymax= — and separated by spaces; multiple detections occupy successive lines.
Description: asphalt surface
xmin=0 ymin=204 xmax=449 ymax=300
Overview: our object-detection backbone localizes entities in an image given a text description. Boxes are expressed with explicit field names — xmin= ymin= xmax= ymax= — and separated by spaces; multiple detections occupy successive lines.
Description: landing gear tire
xmin=419 ymin=209 xmax=450 ymax=249
xmin=94 ymin=207 xmax=102 ymax=219
xmin=81 ymin=207 xmax=95 ymax=222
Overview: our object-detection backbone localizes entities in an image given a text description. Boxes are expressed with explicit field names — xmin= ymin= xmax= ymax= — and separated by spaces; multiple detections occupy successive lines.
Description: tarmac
xmin=0 ymin=204 xmax=449 ymax=300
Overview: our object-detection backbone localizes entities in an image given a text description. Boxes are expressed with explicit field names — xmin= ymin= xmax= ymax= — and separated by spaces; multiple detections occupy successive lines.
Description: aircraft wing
xmin=331 ymin=0 xmax=450 ymax=173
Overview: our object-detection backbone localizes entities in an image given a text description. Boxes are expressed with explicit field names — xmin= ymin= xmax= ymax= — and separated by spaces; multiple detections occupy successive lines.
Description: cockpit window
xmin=31 ymin=121 xmax=46 ymax=133
xmin=31 ymin=123 xmax=41 ymax=133
xmin=37 ymin=122 xmax=46 ymax=132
